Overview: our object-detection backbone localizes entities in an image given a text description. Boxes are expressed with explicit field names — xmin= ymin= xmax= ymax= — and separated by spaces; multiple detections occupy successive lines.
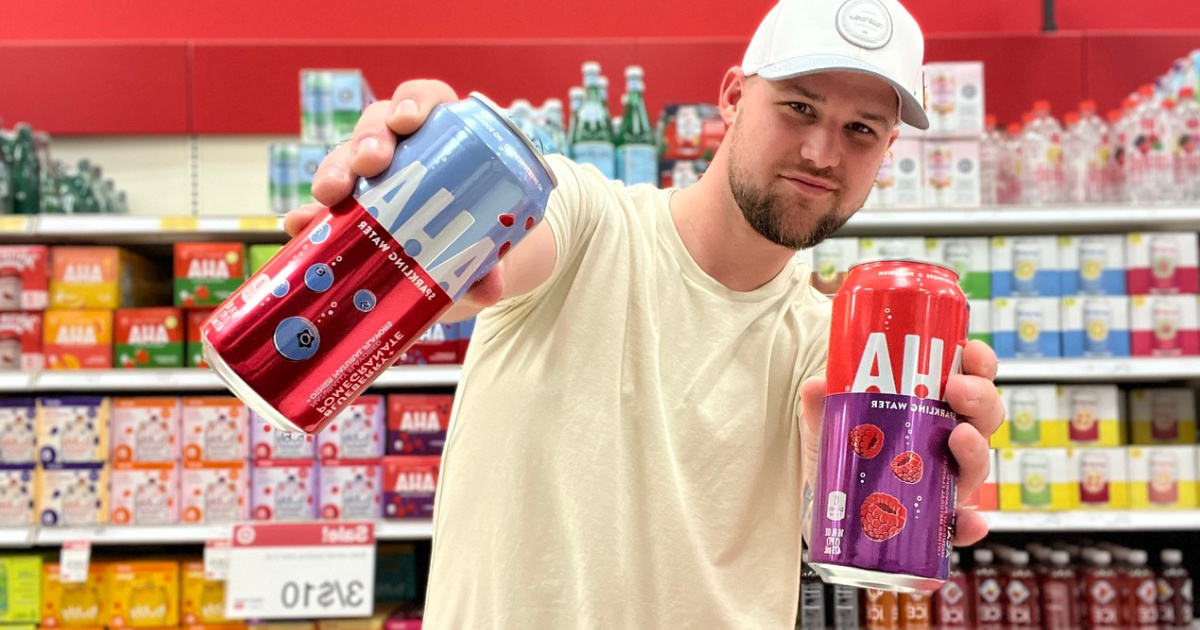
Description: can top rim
xmin=468 ymin=92 xmax=559 ymax=190
xmin=847 ymin=258 xmax=961 ymax=281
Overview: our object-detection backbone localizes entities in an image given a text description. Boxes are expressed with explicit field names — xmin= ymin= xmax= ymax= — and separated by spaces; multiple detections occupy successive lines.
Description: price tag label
xmin=238 ymin=216 xmax=282 ymax=232
xmin=60 ymin=540 xmax=91 ymax=583
xmin=204 ymin=539 xmax=231 ymax=580
xmin=225 ymin=522 xmax=375 ymax=619
xmin=0 ymin=216 xmax=29 ymax=233
xmin=160 ymin=216 xmax=200 ymax=231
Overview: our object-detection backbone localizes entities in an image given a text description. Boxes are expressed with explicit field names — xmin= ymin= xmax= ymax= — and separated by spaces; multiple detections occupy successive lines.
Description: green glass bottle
xmin=569 ymin=62 xmax=615 ymax=179
xmin=10 ymin=124 xmax=40 ymax=215
xmin=0 ymin=131 xmax=13 ymax=215
xmin=74 ymin=159 xmax=101 ymax=214
xmin=566 ymin=86 xmax=583 ymax=158
xmin=616 ymin=66 xmax=658 ymax=186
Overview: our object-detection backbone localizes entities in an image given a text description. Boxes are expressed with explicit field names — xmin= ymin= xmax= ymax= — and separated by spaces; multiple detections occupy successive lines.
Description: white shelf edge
xmin=842 ymin=205 xmax=1200 ymax=235
xmin=0 ymin=366 xmax=462 ymax=394
xmin=984 ymin=510 xmax=1200 ymax=532
xmin=997 ymin=358 xmax=1200 ymax=382
xmin=0 ymin=519 xmax=434 ymax=547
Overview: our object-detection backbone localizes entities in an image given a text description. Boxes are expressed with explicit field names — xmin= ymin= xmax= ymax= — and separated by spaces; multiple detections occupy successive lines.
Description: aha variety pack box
xmin=251 ymin=459 xmax=317 ymax=521
xmin=181 ymin=397 xmax=248 ymax=463
xmin=42 ymin=561 xmax=109 ymax=628
xmin=383 ymin=455 xmax=439 ymax=519
xmin=0 ymin=245 xmax=48 ymax=310
xmin=1129 ymin=388 xmax=1198 ymax=445
xmin=44 ymin=310 xmax=113 ymax=370
xmin=174 ymin=243 xmax=247 ymax=308
xmin=1128 ymin=446 xmax=1199 ymax=509
xmin=991 ymin=236 xmax=1062 ymax=298
xmin=1061 ymin=296 xmax=1131 ymax=358
xmin=998 ymin=447 xmax=1074 ymax=511
xmin=115 ymin=308 xmax=185 ymax=369
xmin=105 ymin=561 xmax=180 ymax=629
xmin=0 ymin=464 xmax=36 ymax=526
xmin=36 ymin=396 xmax=109 ymax=465
xmin=387 ymin=394 xmax=453 ymax=456
xmin=0 ymin=398 xmax=36 ymax=464
xmin=1130 ymin=294 xmax=1200 ymax=356
xmin=36 ymin=462 xmax=108 ymax=526
xmin=991 ymin=385 xmax=1063 ymax=448
xmin=186 ymin=310 xmax=213 ymax=368
xmin=109 ymin=461 xmax=180 ymax=525
xmin=0 ymin=312 xmax=43 ymax=371
xmin=1126 ymin=232 xmax=1200 ymax=295
xmin=1059 ymin=234 xmax=1127 ymax=295
xmin=111 ymin=397 xmax=181 ymax=463
xmin=1059 ymin=385 xmax=1123 ymax=447
xmin=49 ymin=247 xmax=168 ymax=310
xmin=1068 ymin=447 xmax=1130 ymax=510
xmin=181 ymin=460 xmax=249 ymax=524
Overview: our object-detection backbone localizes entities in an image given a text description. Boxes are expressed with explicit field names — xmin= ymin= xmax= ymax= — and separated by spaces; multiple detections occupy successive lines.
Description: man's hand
xmin=800 ymin=340 xmax=1003 ymax=547
xmin=281 ymin=79 xmax=506 ymax=316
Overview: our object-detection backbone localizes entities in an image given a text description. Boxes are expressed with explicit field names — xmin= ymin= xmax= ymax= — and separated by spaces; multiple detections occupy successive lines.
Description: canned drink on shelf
xmin=0 ymin=312 xmax=42 ymax=371
xmin=203 ymin=93 xmax=557 ymax=435
xmin=807 ymin=260 xmax=969 ymax=593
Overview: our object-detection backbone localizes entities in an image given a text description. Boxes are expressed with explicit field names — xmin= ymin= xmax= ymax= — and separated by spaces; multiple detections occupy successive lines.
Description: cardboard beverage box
xmin=1130 ymin=294 xmax=1200 ymax=356
xmin=867 ymin=137 xmax=923 ymax=208
xmin=318 ymin=395 xmax=385 ymax=460
xmin=186 ymin=310 xmax=214 ymax=368
xmin=110 ymin=397 xmax=181 ymax=463
xmin=383 ymin=456 xmax=439 ymax=520
xmin=0 ymin=398 xmax=36 ymax=464
xmin=181 ymin=397 xmax=248 ymax=463
xmin=969 ymin=299 xmax=992 ymax=347
xmin=49 ymin=247 xmax=169 ymax=310
xmin=923 ymin=139 xmax=981 ymax=208
xmin=923 ymin=62 xmax=985 ymax=138
xmin=991 ymin=385 xmax=1064 ymax=448
xmin=318 ymin=459 xmax=383 ymax=520
xmin=250 ymin=411 xmax=315 ymax=460
xmin=1060 ymin=234 xmax=1127 ymax=296
xmin=36 ymin=396 xmax=109 ymax=465
xmin=42 ymin=561 xmax=109 ymax=628
xmin=251 ymin=459 xmax=317 ymax=521
xmin=0 ymin=245 xmax=49 ymax=310
xmin=0 ymin=312 xmax=43 ymax=371
xmin=926 ymin=237 xmax=991 ymax=299
xmin=43 ymin=310 xmax=113 ymax=370
xmin=992 ymin=297 xmax=1061 ymax=359
xmin=36 ymin=462 xmax=108 ymax=526
xmin=991 ymin=236 xmax=1061 ymax=298
xmin=1058 ymin=385 xmax=1123 ymax=447
xmin=1127 ymin=232 xmax=1200 ymax=295
xmin=656 ymin=103 xmax=725 ymax=161
xmin=1128 ymin=446 xmax=1198 ymax=509
xmin=1060 ymin=296 xmax=1131 ymax=358
xmin=181 ymin=460 xmax=249 ymax=524
xmin=998 ymin=448 xmax=1074 ymax=511
xmin=1129 ymin=388 xmax=1198 ymax=445
xmin=386 ymin=394 xmax=453 ymax=456
xmin=174 ymin=243 xmax=247 ymax=308
xmin=808 ymin=238 xmax=859 ymax=296
xmin=0 ymin=464 xmax=36 ymax=526
xmin=105 ymin=561 xmax=180 ymax=628
xmin=114 ymin=308 xmax=185 ymax=369
xmin=1068 ymin=447 xmax=1130 ymax=509
xmin=109 ymin=461 xmax=180 ymax=525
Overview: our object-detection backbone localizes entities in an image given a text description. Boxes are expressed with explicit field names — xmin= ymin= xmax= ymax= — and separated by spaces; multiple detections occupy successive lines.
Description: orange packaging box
xmin=50 ymin=247 xmax=169 ymax=310
xmin=109 ymin=461 xmax=180 ymax=525
xmin=44 ymin=310 xmax=113 ymax=370
xmin=42 ymin=561 xmax=108 ymax=629
xmin=0 ymin=311 xmax=43 ymax=370
xmin=174 ymin=244 xmax=247 ymax=308
xmin=112 ymin=398 xmax=182 ymax=463
xmin=186 ymin=310 xmax=214 ymax=369
xmin=106 ymin=561 xmax=180 ymax=629
xmin=181 ymin=397 xmax=248 ymax=463
xmin=114 ymin=308 xmax=185 ymax=369
xmin=0 ymin=245 xmax=49 ymax=310
xmin=180 ymin=561 xmax=229 ymax=625
xmin=181 ymin=460 xmax=249 ymax=524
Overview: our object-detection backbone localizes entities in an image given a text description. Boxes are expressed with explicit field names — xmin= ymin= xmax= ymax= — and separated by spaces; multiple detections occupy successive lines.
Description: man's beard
xmin=728 ymin=144 xmax=853 ymax=250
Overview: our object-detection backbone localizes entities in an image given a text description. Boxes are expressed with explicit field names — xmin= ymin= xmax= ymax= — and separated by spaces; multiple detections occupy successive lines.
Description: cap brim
xmin=754 ymin=54 xmax=929 ymax=130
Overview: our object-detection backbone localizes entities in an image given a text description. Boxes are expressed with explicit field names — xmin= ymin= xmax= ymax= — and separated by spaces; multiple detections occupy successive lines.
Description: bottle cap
xmin=1163 ymin=549 xmax=1184 ymax=565
xmin=1093 ymin=550 xmax=1112 ymax=566
xmin=974 ymin=548 xmax=994 ymax=564
xmin=1181 ymin=87 xmax=1196 ymax=100
xmin=1033 ymin=99 xmax=1051 ymax=112
xmin=1051 ymin=550 xmax=1071 ymax=566
xmin=1006 ymin=123 xmax=1023 ymax=135
xmin=1065 ymin=112 xmax=1081 ymax=125
xmin=625 ymin=65 xmax=644 ymax=78
xmin=1139 ymin=84 xmax=1156 ymax=97
xmin=1128 ymin=550 xmax=1148 ymax=566
xmin=1011 ymin=550 xmax=1030 ymax=565
xmin=582 ymin=61 xmax=601 ymax=75
xmin=1080 ymin=100 xmax=1098 ymax=113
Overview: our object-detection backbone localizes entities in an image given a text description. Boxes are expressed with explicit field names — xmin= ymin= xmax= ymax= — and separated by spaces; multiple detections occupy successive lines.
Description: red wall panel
xmin=0 ymin=43 xmax=189 ymax=134
xmin=1083 ymin=33 xmax=1200 ymax=115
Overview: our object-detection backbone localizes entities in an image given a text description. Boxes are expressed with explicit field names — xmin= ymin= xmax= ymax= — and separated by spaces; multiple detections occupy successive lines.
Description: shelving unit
xmin=983 ymin=510 xmax=1200 ymax=533
xmin=0 ymin=365 xmax=462 ymax=393
xmin=0 ymin=520 xmax=434 ymax=548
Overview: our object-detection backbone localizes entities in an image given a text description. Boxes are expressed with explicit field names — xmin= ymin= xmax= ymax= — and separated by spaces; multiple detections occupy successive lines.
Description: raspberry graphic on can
xmin=848 ymin=424 xmax=885 ymax=459
xmin=860 ymin=492 xmax=907 ymax=542
xmin=891 ymin=451 xmax=924 ymax=484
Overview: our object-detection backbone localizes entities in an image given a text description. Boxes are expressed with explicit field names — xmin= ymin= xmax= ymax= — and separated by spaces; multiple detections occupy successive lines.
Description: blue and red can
xmin=203 ymin=93 xmax=556 ymax=435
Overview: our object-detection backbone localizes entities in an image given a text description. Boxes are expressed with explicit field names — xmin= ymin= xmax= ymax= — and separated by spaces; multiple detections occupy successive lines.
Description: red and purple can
xmin=807 ymin=260 xmax=969 ymax=593
xmin=202 ymin=93 xmax=557 ymax=435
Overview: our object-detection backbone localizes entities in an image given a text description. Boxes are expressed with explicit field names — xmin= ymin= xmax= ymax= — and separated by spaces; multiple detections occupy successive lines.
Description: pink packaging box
xmin=252 ymin=459 xmax=317 ymax=521
xmin=1127 ymin=232 xmax=1200 ymax=295
xmin=251 ymin=411 xmax=315 ymax=460
xmin=109 ymin=461 xmax=180 ymax=525
xmin=181 ymin=460 xmax=250 ymax=523
xmin=317 ymin=395 xmax=385 ymax=460
xmin=1131 ymin=295 xmax=1200 ymax=356
xmin=318 ymin=458 xmax=383 ymax=520
xmin=110 ymin=397 xmax=182 ymax=463
xmin=182 ymin=397 xmax=249 ymax=462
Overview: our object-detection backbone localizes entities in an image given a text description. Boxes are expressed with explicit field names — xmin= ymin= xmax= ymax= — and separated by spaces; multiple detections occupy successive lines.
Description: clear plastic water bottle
xmin=980 ymin=114 xmax=1001 ymax=206
xmin=1125 ymin=85 xmax=1176 ymax=204
xmin=999 ymin=122 xmax=1025 ymax=205
xmin=1021 ymin=101 xmax=1064 ymax=205
xmin=1174 ymin=87 xmax=1200 ymax=202
xmin=1078 ymin=100 xmax=1110 ymax=203
xmin=1062 ymin=111 xmax=1087 ymax=204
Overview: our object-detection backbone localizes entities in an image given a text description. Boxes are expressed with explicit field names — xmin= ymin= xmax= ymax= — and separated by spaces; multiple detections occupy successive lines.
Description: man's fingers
xmin=349 ymin=100 xmax=400 ymax=179
xmin=945 ymin=374 xmax=1005 ymax=440
xmin=282 ymin=202 xmax=326 ymax=238
xmin=952 ymin=508 xmax=989 ymax=546
xmin=962 ymin=339 xmax=998 ymax=381
xmin=387 ymin=80 xmax=460 ymax=137
xmin=950 ymin=422 xmax=992 ymax=498
xmin=312 ymin=142 xmax=356 ymax=207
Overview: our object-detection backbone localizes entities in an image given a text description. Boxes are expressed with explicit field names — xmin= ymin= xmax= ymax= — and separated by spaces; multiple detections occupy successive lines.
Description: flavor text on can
xmin=202 ymin=93 xmax=557 ymax=434
xmin=808 ymin=260 xmax=969 ymax=593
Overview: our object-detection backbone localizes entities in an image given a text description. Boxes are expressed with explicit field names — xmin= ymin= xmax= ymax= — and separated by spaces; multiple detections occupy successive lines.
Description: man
xmin=286 ymin=0 xmax=1002 ymax=626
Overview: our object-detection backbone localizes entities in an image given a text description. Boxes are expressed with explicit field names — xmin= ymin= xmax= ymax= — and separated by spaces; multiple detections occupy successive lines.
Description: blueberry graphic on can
xmin=310 ymin=223 xmax=332 ymax=244
xmin=304 ymin=264 xmax=334 ymax=293
xmin=354 ymin=290 xmax=376 ymax=313
xmin=272 ymin=280 xmax=290 ymax=298
xmin=274 ymin=317 xmax=320 ymax=361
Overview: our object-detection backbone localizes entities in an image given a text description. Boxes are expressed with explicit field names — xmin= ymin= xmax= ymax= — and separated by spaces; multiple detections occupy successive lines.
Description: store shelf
xmin=0 ymin=215 xmax=288 ymax=244
xmin=0 ymin=365 xmax=462 ymax=394
xmin=842 ymin=205 xmax=1200 ymax=237
xmin=996 ymin=358 xmax=1200 ymax=383
xmin=984 ymin=510 xmax=1200 ymax=532
xmin=0 ymin=519 xmax=434 ymax=547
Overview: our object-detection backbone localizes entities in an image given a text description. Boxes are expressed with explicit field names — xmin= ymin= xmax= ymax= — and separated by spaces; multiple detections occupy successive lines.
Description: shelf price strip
xmin=224 ymin=522 xmax=376 ymax=619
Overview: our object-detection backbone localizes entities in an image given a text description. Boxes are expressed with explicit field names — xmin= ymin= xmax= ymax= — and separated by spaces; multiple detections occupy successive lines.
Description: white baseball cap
xmin=741 ymin=0 xmax=929 ymax=130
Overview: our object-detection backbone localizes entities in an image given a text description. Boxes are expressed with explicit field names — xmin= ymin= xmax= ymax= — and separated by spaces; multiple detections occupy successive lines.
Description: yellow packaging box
xmin=1068 ymin=447 xmax=1130 ymax=509
xmin=105 ymin=561 xmax=179 ymax=629
xmin=1059 ymin=385 xmax=1124 ymax=446
xmin=49 ymin=248 xmax=169 ymax=311
xmin=998 ymin=448 xmax=1075 ymax=511
xmin=1129 ymin=446 xmax=1199 ymax=509
xmin=35 ymin=464 xmax=108 ymax=527
xmin=36 ymin=397 xmax=110 ymax=465
xmin=992 ymin=385 xmax=1065 ymax=447
xmin=42 ymin=561 xmax=107 ymax=628
xmin=1130 ymin=388 xmax=1198 ymax=445
xmin=180 ymin=562 xmax=227 ymax=626
xmin=0 ymin=555 xmax=43 ymax=622
xmin=316 ymin=605 xmax=391 ymax=630
xmin=43 ymin=311 xmax=114 ymax=371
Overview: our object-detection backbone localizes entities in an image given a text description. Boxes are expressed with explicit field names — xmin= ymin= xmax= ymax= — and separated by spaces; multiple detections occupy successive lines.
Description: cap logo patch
xmin=836 ymin=0 xmax=893 ymax=50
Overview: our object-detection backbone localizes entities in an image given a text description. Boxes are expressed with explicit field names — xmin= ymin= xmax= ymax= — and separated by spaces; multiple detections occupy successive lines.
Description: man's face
xmin=726 ymin=71 xmax=899 ymax=250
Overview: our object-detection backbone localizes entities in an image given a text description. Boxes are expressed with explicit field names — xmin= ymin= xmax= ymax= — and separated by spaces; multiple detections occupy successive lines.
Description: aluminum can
xmin=808 ymin=260 xmax=969 ymax=593
xmin=203 ymin=93 xmax=556 ymax=434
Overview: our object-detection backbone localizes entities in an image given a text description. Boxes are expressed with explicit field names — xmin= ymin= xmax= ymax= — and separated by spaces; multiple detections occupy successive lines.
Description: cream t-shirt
xmin=424 ymin=155 xmax=831 ymax=628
